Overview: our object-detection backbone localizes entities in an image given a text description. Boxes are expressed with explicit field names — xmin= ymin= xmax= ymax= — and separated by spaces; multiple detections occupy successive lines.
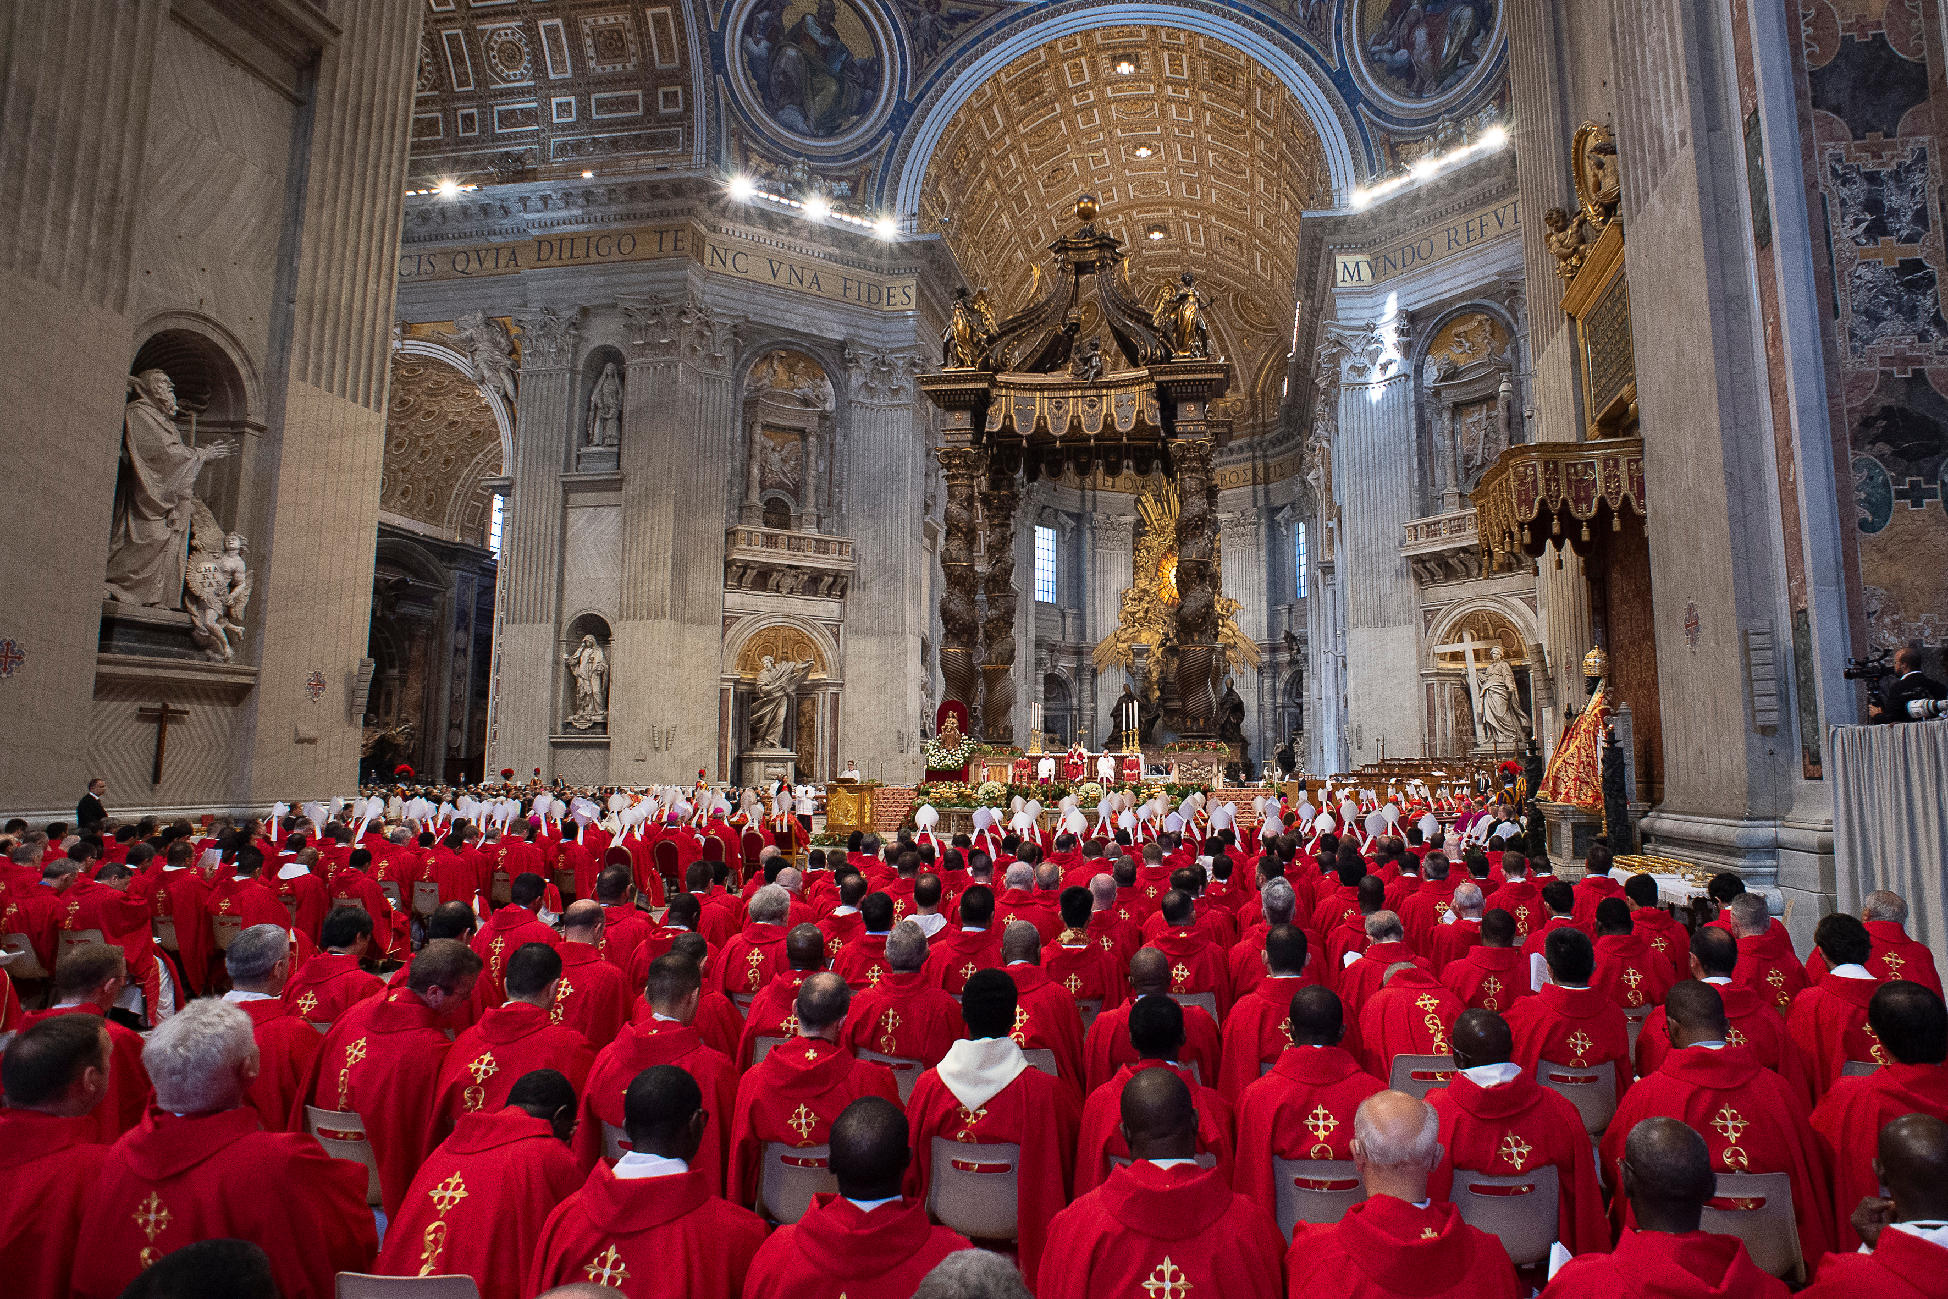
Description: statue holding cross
xmin=1437 ymin=630 xmax=1529 ymax=753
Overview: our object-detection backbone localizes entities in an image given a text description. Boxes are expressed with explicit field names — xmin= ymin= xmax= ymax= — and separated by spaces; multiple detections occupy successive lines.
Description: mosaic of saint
xmin=738 ymin=0 xmax=884 ymax=139
xmin=1360 ymin=0 xmax=1497 ymax=101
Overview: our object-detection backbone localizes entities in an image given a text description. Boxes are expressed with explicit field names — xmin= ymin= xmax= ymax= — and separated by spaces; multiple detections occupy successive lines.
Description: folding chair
xmin=1536 ymin=1059 xmax=1617 ymax=1137
xmin=1624 ymin=1004 xmax=1651 ymax=1057
xmin=928 ymin=1138 xmax=1021 ymax=1241
xmin=1700 ymin=1171 xmax=1802 ymax=1282
xmin=1387 ymin=1054 xmax=1455 ymax=1100
xmin=57 ymin=928 xmax=106 ymax=964
xmin=154 ymin=916 xmax=180 ymax=952
xmin=1021 ymin=1047 xmax=1059 ymax=1079
xmin=411 ymin=881 xmax=440 ymax=919
xmin=306 ymin=1105 xmax=383 ymax=1205
xmin=1840 ymin=1060 xmax=1880 ymax=1078
xmin=1271 ymin=1157 xmax=1364 ymax=1239
xmin=759 ymin=1142 xmax=834 ymax=1224
xmin=335 ymin=1275 xmax=480 ymax=1299
xmin=1169 ymin=990 xmax=1219 ymax=1018
xmin=489 ymin=870 xmax=512 ymax=907
xmin=858 ymin=1048 xmax=927 ymax=1102
xmin=1451 ymin=1165 xmax=1560 ymax=1267
xmin=602 ymin=1122 xmax=632 ymax=1161
xmin=211 ymin=913 xmax=244 ymax=952
xmin=752 ymin=1034 xmax=788 ymax=1064
xmin=1076 ymin=998 xmax=1103 ymax=1034
xmin=0 ymin=932 xmax=49 ymax=979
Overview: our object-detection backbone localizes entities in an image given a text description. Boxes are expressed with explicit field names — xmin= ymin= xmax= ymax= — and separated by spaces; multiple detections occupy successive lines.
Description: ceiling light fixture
xmin=581 ymin=170 xmax=595 ymax=179
xmin=1132 ymin=145 xmax=1154 ymax=159
xmin=1145 ymin=223 xmax=1167 ymax=241
xmin=728 ymin=174 xmax=756 ymax=201
xmin=1115 ymin=59 xmax=1137 ymax=75
xmin=873 ymin=216 xmax=899 ymax=239
xmin=436 ymin=179 xmax=461 ymax=199
xmin=802 ymin=194 xmax=831 ymax=220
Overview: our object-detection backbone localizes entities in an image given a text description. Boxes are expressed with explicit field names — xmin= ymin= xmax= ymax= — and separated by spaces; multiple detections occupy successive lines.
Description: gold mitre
xmin=1582 ymin=645 xmax=1610 ymax=678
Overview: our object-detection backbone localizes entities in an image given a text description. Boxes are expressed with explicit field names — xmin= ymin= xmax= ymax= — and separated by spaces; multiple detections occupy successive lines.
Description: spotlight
xmin=1145 ymin=223 xmax=1167 ymax=241
xmin=1133 ymin=145 xmax=1154 ymax=159
xmin=803 ymin=194 xmax=831 ymax=220
xmin=728 ymin=174 xmax=756 ymax=201
xmin=1481 ymin=124 xmax=1508 ymax=150
xmin=1115 ymin=59 xmax=1137 ymax=75
xmin=581 ymin=170 xmax=595 ymax=179
xmin=873 ymin=216 xmax=899 ymax=239
xmin=436 ymin=179 xmax=461 ymax=199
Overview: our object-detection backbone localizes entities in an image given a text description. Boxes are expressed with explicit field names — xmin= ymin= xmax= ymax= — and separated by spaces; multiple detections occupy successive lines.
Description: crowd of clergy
xmin=1 ymin=804 xmax=1946 ymax=1299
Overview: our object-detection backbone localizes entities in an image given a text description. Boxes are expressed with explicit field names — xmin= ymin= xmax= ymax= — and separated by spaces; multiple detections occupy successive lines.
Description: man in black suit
xmin=1872 ymin=647 xmax=1948 ymax=723
xmin=76 ymin=777 xmax=107 ymax=830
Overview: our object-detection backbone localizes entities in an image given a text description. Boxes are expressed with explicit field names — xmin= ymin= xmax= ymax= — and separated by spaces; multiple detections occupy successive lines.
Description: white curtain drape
xmin=1830 ymin=719 xmax=1948 ymax=974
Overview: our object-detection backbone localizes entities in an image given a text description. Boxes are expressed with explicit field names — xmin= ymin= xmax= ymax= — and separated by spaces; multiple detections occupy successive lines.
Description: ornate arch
xmin=722 ymin=612 xmax=843 ymax=683
xmin=131 ymin=310 xmax=264 ymax=421
xmin=1426 ymin=597 xmax=1537 ymax=671
xmin=393 ymin=337 xmax=514 ymax=471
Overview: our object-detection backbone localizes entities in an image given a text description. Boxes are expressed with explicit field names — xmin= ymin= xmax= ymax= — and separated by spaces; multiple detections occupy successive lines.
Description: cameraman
xmin=1871 ymin=646 xmax=1948 ymax=723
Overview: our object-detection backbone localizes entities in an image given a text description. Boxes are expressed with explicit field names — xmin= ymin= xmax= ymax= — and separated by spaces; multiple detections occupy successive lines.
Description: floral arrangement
xmin=924 ymin=731 xmax=980 ymax=771
xmin=1165 ymin=739 xmax=1233 ymax=754
xmin=972 ymin=744 xmax=1023 ymax=760
xmin=1077 ymin=781 xmax=1106 ymax=804
xmin=975 ymin=780 xmax=1009 ymax=806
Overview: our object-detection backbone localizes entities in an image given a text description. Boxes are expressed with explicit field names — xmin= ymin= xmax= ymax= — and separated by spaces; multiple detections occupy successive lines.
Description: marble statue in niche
xmin=750 ymin=653 xmax=814 ymax=749
xmin=563 ymin=633 xmax=609 ymax=731
xmin=587 ymin=362 xmax=622 ymax=448
xmin=106 ymin=369 xmax=236 ymax=608
xmin=1477 ymin=644 xmax=1531 ymax=749
xmin=183 ymin=508 xmax=251 ymax=662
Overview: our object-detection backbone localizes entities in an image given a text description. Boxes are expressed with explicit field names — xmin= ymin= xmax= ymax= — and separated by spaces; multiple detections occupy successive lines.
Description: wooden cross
xmin=136 ymin=702 xmax=190 ymax=785
xmin=1434 ymin=631 xmax=1489 ymax=746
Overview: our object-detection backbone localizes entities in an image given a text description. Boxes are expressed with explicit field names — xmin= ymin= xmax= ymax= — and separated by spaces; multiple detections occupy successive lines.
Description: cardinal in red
xmin=470 ymin=872 xmax=560 ymax=1003
xmin=1231 ymin=985 xmax=1385 ymax=1224
xmin=842 ymin=919 xmax=963 ymax=1085
xmin=1430 ymin=1009 xmax=1611 ymax=1256
xmin=304 ymin=938 xmax=482 ymax=1216
xmin=1635 ymin=927 xmax=1811 ymax=1102
xmin=1506 ymin=927 xmax=1633 ymax=1107
xmin=531 ymin=1063 xmax=769 ymax=1299
xmin=1805 ymin=891 xmax=1942 ymax=995
xmin=1219 ymin=924 xmax=1323 ymax=1101
xmin=903 ymin=968 xmax=1079 ymax=1283
xmin=283 ymin=906 xmax=385 ymax=1030
xmin=1544 ymin=1115 xmax=1787 ymax=1299
xmin=1809 ymin=981 xmax=1948 ymax=1247
xmin=553 ymin=901 xmax=635 ymax=1047
xmin=1602 ymin=981 xmax=1835 ymax=1267
xmin=745 ymin=1096 xmax=970 ymax=1299
xmin=727 ymin=971 xmax=902 ymax=1212
xmin=1442 ymin=908 xmax=1534 ymax=1014
xmin=1041 ymin=1066 xmax=1285 ymax=1299
xmin=737 ymin=924 xmax=826 ymax=1069
xmin=1801 ymin=1113 xmax=1948 ymax=1299
xmin=434 ymin=942 xmax=594 ymax=1130
xmin=71 ymin=999 xmax=376 ymax=1299
xmin=1357 ymin=961 xmax=1464 ymax=1082
xmin=0 ymin=1014 xmax=114 ymax=1299
xmin=1086 ymin=945 xmax=1224 ymax=1089
xmin=1727 ymin=893 xmax=1807 ymax=1013
xmin=1076 ymin=995 xmax=1236 ymax=1194
xmin=200 ymin=846 xmax=288 ymax=960
xmin=998 ymin=920 xmax=1088 ymax=1093
xmin=575 ymin=952 xmax=737 ymax=1189
xmin=1287 ymin=1088 xmax=1519 ymax=1299
xmin=375 ymin=1072 xmax=583 ymax=1299
xmin=1788 ymin=912 xmax=1893 ymax=1097
xmin=220 ymin=924 xmax=323 ymax=1131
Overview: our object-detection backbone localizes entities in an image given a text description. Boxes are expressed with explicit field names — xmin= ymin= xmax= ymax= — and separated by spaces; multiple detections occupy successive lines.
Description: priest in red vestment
xmin=1483 ymin=855 xmax=1544 ymax=941
xmin=715 ymin=883 xmax=794 ymax=1002
xmin=842 ymin=919 xmax=963 ymax=1080
xmin=1635 ymin=927 xmax=1809 ymax=1101
xmin=375 ymin=1071 xmax=582 ymax=1299
xmin=1041 ymin=1067 xmax=1286 ymax=1299
xmin=1788 ymin=912 xmax=1891 ymax=1097
xmin=1219 ymin=924 xmax=1322 ymax=1101
xmin=738 ymin=923 xmax=826 ymax=1068
xmin=1357 ymin=961 xmax=1465 ymax=1082
xmin=1592 ymin=897 xmax=1675 ymax=1013
xmin=1727 ymin=893 xmax=1807 ymax=1013
xmin=1227 ymin=877 xmax=1304 ymax=1000
xmin=531 ymin=1064 xmax=770 ymax=1298
xmin=1045 ymin=885 xmax=1125 ymax=1013
xmin=1805 ymin=890 xmax=1942 ymax=995
xmin=904 ymin=968 xmax=1079 ymax=1283
xmin=1232 ymin=985 xmax=1385 ymax=1222
xmin=1801 ymin=1113 xmax=1948 ymax=1299
xmin=16 ymin=942 xmax=149 ymax=1140
xmin=71 ymin=999 xmax=376 ymax=1299
xmin=555 ymin=900 xmax=635 ymax=1048
xmin=221 ymin=924 xmax=323 ymax=1131
xmin=1426 ymin=882 xmax=1488 ymax=973
xmin=0 ymin=1014 xmax=113 ymax=1299
xmin=1340 ymin=909 xmax=1434 ymax=1016
xmin=575 ymin=952 xmax=737 ymax=1188
xmin=1429 ymin=1010 xmax=1610 ymax=1255
xmin=304 ymin=938 xmax=483 ymax=1216
xmin=745 ymin=1096 xmax=970 ymax=1299
xmin=1086 ymin=946 xmax=1224 ymax=1089
xmin=470 ymin=873 xmax=561 ymax=1004
xmin=1442 ymin=908 xmax=1534 ymax=1013
xmin=1287 ymin=1089 xmax=1519 ymax=1298
xmin=1542 ymin=1115 xmax=1787 ymax=1299
xmin=727 ymin=971 xmax=902 ymax=1211
xmin=998 ymin=920 xmax=1087 ymax=1092
xmin=923 ymin=884 xmax=1004 ymax=996
xmin=1076 ymin=995 xmax=1236 ymax=1193
xmin=1622 ymin=873 xmax=1689 ymax=985
xmin=1810 ymin=980 xmax=1948 ymax=1247
xmin=1506 ymin=927 xmax=1633 ymax=1105
xmin=283 ymin=905 xmax=385 ymax=1029
xmin=1151 ymin=889 xmax=1235 ymax=1015
xmin=434 ymin=942 xmax=594 ymax=1129
xmin=1601 ymin=981 xmax=1835 ymax=1267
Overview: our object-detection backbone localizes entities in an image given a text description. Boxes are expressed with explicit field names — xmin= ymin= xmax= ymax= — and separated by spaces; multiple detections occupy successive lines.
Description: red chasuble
xmin=528 ymin=1165 xmax=769 ymax=1299
xmin=1629 ymin=907 xmax=1690 ymax=985
xmin=1153 ymin=926 xmax=1235 ymax=1014
xmin=923 ymin=924 xmax=1003 ymax=995
xmin=1594 ymin=931 xmax=1676 ymax=1011
xmin=155 ymin=866 xmax=217 ymax=994
xmin=1045 ymin=930 xmax=1124 ymax=1012
xmin=1002 ymin=962 xmax=1087 ymax=1091
xmin=1441 ymin=944 xmax=1534 ymax=1013
xmin=1340 ymin=941 xmax=1434 ymax=1017
xmin=1635 ymin=980 xmax=1808 ymax=1101
xmin=1786 ymin=972 xmax=1886 ymax=1098
xmin=1810 ymin=1061 xmax=1948 ymax=1247
xmin=835 ymin=932 xmax=893 ymax=990
xmin=1506 ymin=983 xmax=1633 ymax=1103
xmin=903 ymin=1053 xmax=1078 ymax=1284
xmin=1428 ymin=917 xmax=1485 ymax=974
xmin=470 ymin=905 xmax=561 ymax=1004
xmin=1084 ymin=997 xmax=1224 ymax=1091
xmin=374 ymin=1106 xmax=583 ymax=1299
xmin=305 ymin=986 xmax=456 ymax=1216
xmin=1074 ymin=1061 xmax=1235 ymax=1194
xmin=574 ymin=1017 xmax=736 ymax=1189
xmin=1735 ymin=931 xmax=1809 ymax=1012
xmin=282 ymin=950 xmax=384 ymax=1029
xmin=1041 ymin=1160 xmax=1285 ymax=1299
xmin=716 ymin=921 xmax=790 ymax=999
xmin=842 ymin=969 xmax=963 ymax=1069
xmin=0 ymin=1110 xmax=107 ymax=1299
xmin=552 ymin=939 xmax=633 ymax=1048
xmin=736 ymin=968 xmax=815 ymax=1068
xmin=742 ymin=1194 xmax=970 ymax=1299
xmin=1798 ymin=1224 xmax=1948 ymax=1299
xmin=1356 ymin=967 xmax=1464 ymax=1079
xmin=1218 ymin=973 xmax=1318 ymax=1102
xmin=1542 ymin=1227 xmax=1789 ymax=1299
xmin=1428 ymin=1071 xmax=1610 ymax=1255
xmin=433 ymin=1000 xmax=595 ymax=1129
xmin=1601 ymin=1044 xmax=1835 ymax=1265
xmin=16 ymin=1003 xmax=149 ymax=1140
xmin=1290 ymin=1194 xmax=1519 ymax=1299
xmin=230 ymin=994 xmax=323 ymax=1131
xmin=1484 ymin=878 xmax=1544 ymax=940
xmin=1805 ymin=920 xmax=1943 ymax=995
xmin=71 ymin=1106 xmax=376 ymax=1299
xmin=727 ymin=1037 xmax=901 ymax=1206
xmin=1231 ymin=1045 xmax=1384 ymax=1216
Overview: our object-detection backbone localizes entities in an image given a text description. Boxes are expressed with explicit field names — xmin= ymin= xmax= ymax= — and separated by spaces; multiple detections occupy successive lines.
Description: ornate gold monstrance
xmin=1092 ymin=482 xmax=1260 ymax=701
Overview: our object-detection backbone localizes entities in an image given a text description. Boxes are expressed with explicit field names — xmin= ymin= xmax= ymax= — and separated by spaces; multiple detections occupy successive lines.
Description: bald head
xmin=1620 ymin=1117 xmax=1716 ymax=1233
xmin=786 ymin=922 xmax=826 ymax=971
xmin=1450 ymin=1009 xmax=1512 ymax=1070
xmin=796 ymin=971 xmax=851 ymax=1037
xmin=562 ymin=900 xmax=604 ymax=940
xmin=1120 ymin=1064 xmax=1196 ymax=1159
xmin=1090 ymin=873 xmax=1117 ymax=909
xmin=831 ymin=1096 xmax=910 ymax=1200
xmin=1880 ymin=1113 xmax=1948 ymax=1224
xmin=1129 ymin=946 xmax=1170 ymax=996
xmin=1450 ymin=883 xmax=1483 ymax=917
xmin=1664 ymin=980 xmax=1728 ymax=1047
xmin=1352 ymin=1091 xmax=1441 ymax=1202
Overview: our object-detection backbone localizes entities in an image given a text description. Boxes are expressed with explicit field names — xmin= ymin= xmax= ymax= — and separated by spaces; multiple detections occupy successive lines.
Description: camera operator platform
xmin=1870 ymin=647 xmax=1948 ymax=723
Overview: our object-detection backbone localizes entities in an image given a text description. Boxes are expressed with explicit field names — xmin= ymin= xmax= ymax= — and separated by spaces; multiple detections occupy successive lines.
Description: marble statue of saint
xmin=750 ymin=653 xmax=813 ymax=750
xmin=439 ymin=312 xmax=516 ymax=406
xmin=564 ymin=634 xmax=609 ymax=728
xmin=106 ymin=370 xmax=235 ymax=608
xmin=1478 ymin=645 xmax=1531 ymax=750
xmin=587 ymin=362 xmax=623 ymax=448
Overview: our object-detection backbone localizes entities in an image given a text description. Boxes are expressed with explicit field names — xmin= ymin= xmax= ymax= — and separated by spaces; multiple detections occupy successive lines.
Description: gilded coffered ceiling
xmin=919 ymin=28 xmax=1330 ymax=437
xmin=382 ymin=354 xmax=506 ymax=546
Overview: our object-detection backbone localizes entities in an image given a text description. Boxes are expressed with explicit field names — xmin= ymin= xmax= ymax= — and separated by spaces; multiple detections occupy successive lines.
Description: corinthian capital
xmin=845 ymin=348 xmax=924 ymax=403
xmin=616 ymin=295 xmax=683 ymax=362
xmin=681 ymin=304 xmax=743 ymax=376
xmin=513 ymin=306 xmax=583 ymax=371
